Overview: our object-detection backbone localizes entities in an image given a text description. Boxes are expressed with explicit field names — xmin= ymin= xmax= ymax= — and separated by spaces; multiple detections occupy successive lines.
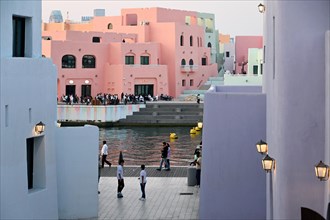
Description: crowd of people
xmin=58 ymin=93 xmax=173 ymax=105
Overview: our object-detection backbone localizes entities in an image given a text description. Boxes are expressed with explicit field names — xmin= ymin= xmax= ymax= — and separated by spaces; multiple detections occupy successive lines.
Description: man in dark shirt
xmin=156 ymin=142 xmax=168 ymax=171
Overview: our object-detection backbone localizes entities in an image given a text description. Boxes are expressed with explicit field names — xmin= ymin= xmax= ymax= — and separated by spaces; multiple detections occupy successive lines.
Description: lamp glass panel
xmin=262 ymin=160 xmax=273 ymax=171
xmin=316 ymin=166 xmax=327 ymax=178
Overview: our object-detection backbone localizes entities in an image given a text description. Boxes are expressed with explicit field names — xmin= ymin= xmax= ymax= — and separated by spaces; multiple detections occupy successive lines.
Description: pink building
xmin=235 ymin=36 xmax=263 ymax=74
xmin=42 ymin=7 xmax=218 ymax=99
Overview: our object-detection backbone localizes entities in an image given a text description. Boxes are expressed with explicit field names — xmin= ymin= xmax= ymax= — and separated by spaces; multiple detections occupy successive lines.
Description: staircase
xmin=114 ymin=102 xmax=203 ymax=126
xmin=177 ymin=76 xmax=224 ymax=101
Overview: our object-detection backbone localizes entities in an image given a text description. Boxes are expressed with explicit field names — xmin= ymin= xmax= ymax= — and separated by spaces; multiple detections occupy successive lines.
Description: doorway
xmin=66 ymin=85 xmax=76 ymax=95
xmin=81 ymin=85 xmax=91 ymax=97
xmin=134 ymin=84 xmax=154 ymax=97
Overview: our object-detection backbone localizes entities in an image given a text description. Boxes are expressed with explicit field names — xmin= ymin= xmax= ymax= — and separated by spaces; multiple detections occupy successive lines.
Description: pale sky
xmin=42 ymin=0 xmax=263 ymax=37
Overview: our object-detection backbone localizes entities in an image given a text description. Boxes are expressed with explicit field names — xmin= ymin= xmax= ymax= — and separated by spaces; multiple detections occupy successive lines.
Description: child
xmin=117 ymin=160 xmax=125 ymax=198
xmin=139 ymin=164 xmax=147 ymax=201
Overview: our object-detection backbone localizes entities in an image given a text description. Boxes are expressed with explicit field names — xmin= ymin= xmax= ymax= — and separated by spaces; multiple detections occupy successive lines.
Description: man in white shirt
xmin=117 ymin=160 xmax=125 ymax=198
xmin=139 ymin=164 xmax=147 ymax=201
xmin=101 ymin=141 xmax=112 ymax=168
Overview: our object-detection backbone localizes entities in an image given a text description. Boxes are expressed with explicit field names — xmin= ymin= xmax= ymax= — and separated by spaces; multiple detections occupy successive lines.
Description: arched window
xmin=140 ymin=54 xmax=150 ymax=65
xmin=190 ymin=35 xmax=193 ymax=46
xmin=197 ymin=37 xmax=199 ymax=47
xmin=180 ymin=35 xmax=184 ymax=46
xmin=200 ymin=38 xmax=202 ymax=47
xmin=108 ymin=23 xmax=113 ymax=29
xmin=207 ymin=42 xmax=212 ymax=48
xmin=189 ymin=59 xmax=194 ymax=66
xmin=62 ymin=55 xmax=76 ymax=68
xmin=82 ymin=55 xmax=96 ymax=68
xmin=181 ymin=59 xmax=186 ymax=66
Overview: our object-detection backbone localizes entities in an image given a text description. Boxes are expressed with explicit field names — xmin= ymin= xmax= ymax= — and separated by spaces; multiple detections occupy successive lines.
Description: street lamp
xmin=256 ymin=139 xmax=268 ymax=155
xmin=258 ymin=3 xmax=266 ymax=13
xmin=315 ymin=161 xmax=329 ymax=181
xmin=35 ymin=121 xmax=45 ymax=134
xmin=262 ymin=154 xmax=275 ymax=172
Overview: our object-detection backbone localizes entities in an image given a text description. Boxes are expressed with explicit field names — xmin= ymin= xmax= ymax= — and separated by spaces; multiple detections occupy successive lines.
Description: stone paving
xmin=97 ymin=166 xmax=199 ymax=220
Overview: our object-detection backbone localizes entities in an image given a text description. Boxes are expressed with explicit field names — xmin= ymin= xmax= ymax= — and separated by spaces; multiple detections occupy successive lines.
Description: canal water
xmin=99 ymin=127 xmax=202 ymax=166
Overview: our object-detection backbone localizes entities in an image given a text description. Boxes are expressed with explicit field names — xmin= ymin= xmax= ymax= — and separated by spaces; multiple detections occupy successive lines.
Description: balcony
xmin=180 ymin=65 xmax=198 ymax=73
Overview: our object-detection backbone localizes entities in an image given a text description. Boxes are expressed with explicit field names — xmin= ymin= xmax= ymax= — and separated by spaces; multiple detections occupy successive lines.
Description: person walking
xmin=195 ymin=151 xmax=202 ymax=187
xmin=101 ymin=141 xmax=112 ymax=168
xmin=156 ymin=142 xmax=168 ymax=171
xmin=117 ymin=160 xmax=125 ymax=198
xmin=139 ymin=164 xmax=147 ymax=201
xmin=165 ymin=142 xmax=171 ymax=171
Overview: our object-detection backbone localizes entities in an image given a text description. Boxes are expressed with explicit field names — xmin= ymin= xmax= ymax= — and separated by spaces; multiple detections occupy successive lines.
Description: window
xmin=140 ymin=56 xmax=150 ymax=65
xmin=92 ymin=37 xmax=100 ymax=43
xmin=125 ymin=55 xmax=134 ymax=65
xmin=26 ymin=137 xmax=45 ymax=191
xmin=190 ymin=79 xmax=194 ymax=86
xmin=190 ymin=35 xmax=193 ymax=46
xmin=182 ymin=79 xmax=186 ymax=86
xmin=260 ymin=64 xmax=263 ymax=75
xmin=226 ymin=51 xmax=230 ymax=57
xmin=62 ymin=55 xmax=76 ymax=68
xmin=13 ymin=16 xmax=25 ymax=57
xmin=253 ymin=65 xmax=258 ymax=75
xmin=189 ymin=59 xmax=194 ymax=66
xmin=197 ymin=37 xmax=199 ymax=47
xmin=201 ymin=57 xmax=207 ymax=66
xmin=181 ymin=59 xmax=186 ymax=66
xmin=108 ymin=23 xmax=113 ymax=29
xmin=180 ymin=35 xmax=184 ymax=46
xmin=82 ymin=55 xmax=96 ymax=68
xmin=207 ymin=42 xmax=212 ymax=48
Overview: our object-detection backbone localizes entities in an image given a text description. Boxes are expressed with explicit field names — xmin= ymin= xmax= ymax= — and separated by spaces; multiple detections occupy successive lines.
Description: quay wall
xmin=57 ymin=104 xmax=145 ymax=122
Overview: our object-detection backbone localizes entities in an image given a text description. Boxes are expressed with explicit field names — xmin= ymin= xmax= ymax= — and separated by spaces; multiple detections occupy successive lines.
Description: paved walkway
xmin=98 ymin=168 xmax=200 ymax=219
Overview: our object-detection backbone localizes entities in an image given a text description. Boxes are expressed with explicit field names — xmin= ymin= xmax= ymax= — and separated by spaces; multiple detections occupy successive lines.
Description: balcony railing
xmin=180 ymin=65 xmax=198 ymax=72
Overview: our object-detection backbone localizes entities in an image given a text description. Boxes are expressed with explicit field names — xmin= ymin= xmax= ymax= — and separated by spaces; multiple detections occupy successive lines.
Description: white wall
xmin=0 ymin=0 xmax=42 ymax=58
xmin=264 ymin=1 xmax=329 ymax=219
xmin=56 ymin=125 xmax=99 ymax=219
xmin=57 ymin=104 xmax=145 ymax=122
xmin=223 ymin=42 xmax=235 ymax=72
xmin=325 ymin=30 xmax=330 ymax=215
xmin=1 ymin=55 xmax=59 ymax=219
xmin=200 ymin=85 xmax=266 ymax=219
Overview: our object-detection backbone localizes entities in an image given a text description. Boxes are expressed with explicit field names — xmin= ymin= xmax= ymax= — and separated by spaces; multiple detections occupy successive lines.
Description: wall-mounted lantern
xmin=315 ymin=161 xmax=329 ymax=181
xmin=197 ymin=121 xmax=203 ymax=129
xmin=256 ymin=139 xmax=268 ymax=155
xmin=262 ymin=154 xmax=275 ymax=172
xmin=258 ymin=3 xmax=266 ymax=13
xmin=35 ymin=121 xmax=45 ymax=134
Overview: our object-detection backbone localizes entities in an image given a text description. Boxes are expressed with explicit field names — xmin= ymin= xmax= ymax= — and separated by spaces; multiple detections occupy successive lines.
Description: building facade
xmin=0 ymin=1 xmax=99 ymax=219
xmin=201 ymin=0 xmax=330 ymax=219
xmin=42 ymin=7 xmax=220 ymax=99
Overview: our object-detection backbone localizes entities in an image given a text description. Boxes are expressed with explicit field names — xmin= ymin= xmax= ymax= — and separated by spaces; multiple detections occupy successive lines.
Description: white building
xmin=0 ymin=1 xmax=99 ymax=219
xmin=201 ymin=0 xmax=330 ymax=219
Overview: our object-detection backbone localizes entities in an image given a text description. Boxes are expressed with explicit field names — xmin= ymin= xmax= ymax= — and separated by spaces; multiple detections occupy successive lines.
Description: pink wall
xmin=235 ymin=36 xmax=263 ymax=74
xmin=42 ymin=7 xmax=218 ymax=99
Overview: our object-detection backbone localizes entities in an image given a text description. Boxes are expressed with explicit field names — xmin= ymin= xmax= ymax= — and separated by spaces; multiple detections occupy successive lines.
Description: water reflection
xmin=99 ymin=127 xmax=202 ymax=166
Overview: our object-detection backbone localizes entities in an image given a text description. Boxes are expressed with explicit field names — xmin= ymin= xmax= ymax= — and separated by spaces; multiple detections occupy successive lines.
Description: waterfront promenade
xmin=98 ymin=166 xmax=199 ymax=220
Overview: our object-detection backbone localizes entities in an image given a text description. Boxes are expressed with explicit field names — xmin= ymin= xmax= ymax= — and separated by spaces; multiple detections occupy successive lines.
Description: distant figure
xmin=101 ymin=141 xmax=112 ymax=168
xmin=156 ymin=142 xmax=169 ymax=171
xmin=139 ymin=164 xmax=147 ymax=201
xmin=165 ymin=142 xmax=171 ymax=171
xmin=195 ymin=151 xmax=202 ymax=187
xmin=117 ymin=160 xmax=125 ymax=198
xmin=196 ymin=94 xmax=201 ymax=104
xmin=98 ymin=154 xmax=101 ymax=194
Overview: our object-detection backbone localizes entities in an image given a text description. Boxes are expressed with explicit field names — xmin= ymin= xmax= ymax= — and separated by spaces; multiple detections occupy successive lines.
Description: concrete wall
xmin=326 ymin=30 xmax=330 ymax=215
xmin=263 ymin=1 xmax=329 ymax=219
xmin=200 ymin=85 xmax=266 ymax=219
xmin=57 ymin=104 xmax=145 ymax=122
xmin=224 ymin=74 xmax=262 ymax=85
xmin=56 ymin=125 xmax=99 ymax=219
